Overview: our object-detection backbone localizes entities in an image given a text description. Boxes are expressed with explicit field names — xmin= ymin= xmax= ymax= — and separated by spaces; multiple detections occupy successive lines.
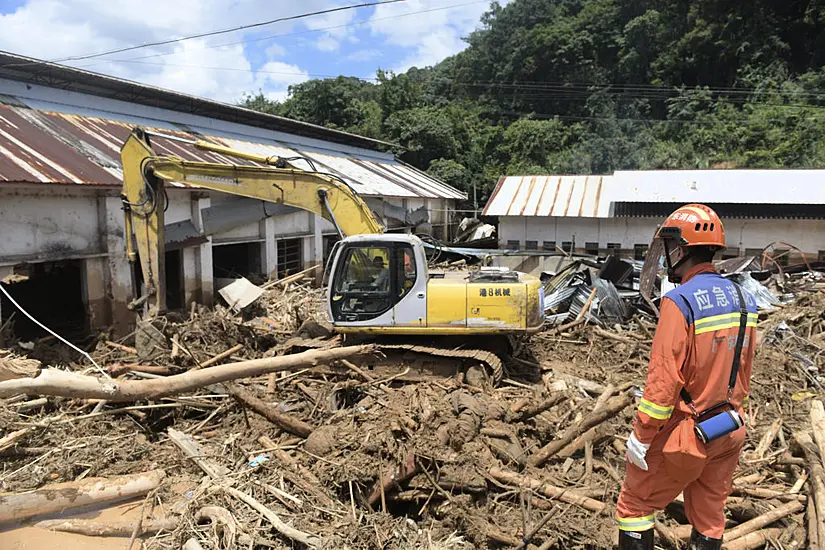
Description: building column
xmin=102 ymin=196 xmax=134 ymax=336
xmin=261 ymin=216 xmax=277 ymax=279
xmin=82 ymin=257 xmax=108 ymax=331
xmin=194 ymin=197 xmax=213 ymax=306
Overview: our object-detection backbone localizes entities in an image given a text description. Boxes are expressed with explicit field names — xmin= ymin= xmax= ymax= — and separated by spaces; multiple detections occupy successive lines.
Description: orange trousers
xmin=616 ymin=416 xmax=745 ymax=538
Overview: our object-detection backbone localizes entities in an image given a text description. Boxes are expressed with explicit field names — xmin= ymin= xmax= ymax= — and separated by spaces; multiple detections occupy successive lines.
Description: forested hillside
xmin=241 ymin=0 xmax=825 ymax=205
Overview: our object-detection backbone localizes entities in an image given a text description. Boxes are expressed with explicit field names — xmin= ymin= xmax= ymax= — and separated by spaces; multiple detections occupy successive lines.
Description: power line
xmin=79 ymin=0 xmax=488 ymax=67
xmin=499 ymin=109 xmax=825 ymax=126
xmin=78 ymin=58 xmax=825 ymax=107
xmin=13 ymin=0 xmax=407 ymax=67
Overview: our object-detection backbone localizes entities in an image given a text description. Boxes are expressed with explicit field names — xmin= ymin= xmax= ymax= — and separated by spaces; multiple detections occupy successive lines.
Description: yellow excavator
xmin=120 ymin=128 xmax=543 ymax=351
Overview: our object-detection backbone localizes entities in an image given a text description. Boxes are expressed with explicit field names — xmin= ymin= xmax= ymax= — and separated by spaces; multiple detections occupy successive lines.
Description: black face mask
xmin=662 ymin=240 xmax=691 ymax=284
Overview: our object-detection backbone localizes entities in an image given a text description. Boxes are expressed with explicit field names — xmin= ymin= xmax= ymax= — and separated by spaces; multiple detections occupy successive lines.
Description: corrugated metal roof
xmin=611 ymin=170 xmax=825 ymax=204
xmin=0 ymin=100 xmax=465 ymax=200
xmin=0 ymin=51 xmax=391 ymax=152
xmin=483 ymin=170 xmax=825 ymax=218
xmin=482 ymin=175 xmax=611 ymax=217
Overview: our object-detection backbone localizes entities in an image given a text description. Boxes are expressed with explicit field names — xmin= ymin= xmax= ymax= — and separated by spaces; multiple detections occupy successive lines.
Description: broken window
xmin=585 ymin=242 xmax=599 ymax=255
xmin=634 ymin=244 xmax=649 ymax=260
xmin=0 ymin=260 xmax=87 ymax=341
xmin=561 ymin=242 xmax=573 ymax=253
xmin=277 ymin=239 xmax=303 ymax=279
xmin=506 ymin=240 xmax=521 ymax=250
xmin=212 ymin=242 xmax=262 ymax=280
xmin=607 ymin=243 xmax=621 ymax=251
xmin=525 ymin=240 xmax=538 ymax=250
xmin=542 ymin=241 xmax=556 ymax=251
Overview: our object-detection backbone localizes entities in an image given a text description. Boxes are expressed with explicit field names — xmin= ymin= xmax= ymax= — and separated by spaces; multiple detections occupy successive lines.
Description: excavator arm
xmin=121 ymin=127 xmax=383 ymax=315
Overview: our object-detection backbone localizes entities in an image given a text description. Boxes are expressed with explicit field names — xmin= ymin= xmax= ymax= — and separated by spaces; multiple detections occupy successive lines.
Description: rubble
xmin=0 ymin=253 xmax=824 ymax=549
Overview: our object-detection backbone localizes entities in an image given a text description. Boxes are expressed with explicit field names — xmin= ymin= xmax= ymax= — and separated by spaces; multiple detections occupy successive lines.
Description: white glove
xmin=626 ymin=432 xmax=650 ymax=471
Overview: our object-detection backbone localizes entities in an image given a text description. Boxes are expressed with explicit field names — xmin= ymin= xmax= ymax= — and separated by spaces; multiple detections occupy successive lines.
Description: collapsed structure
xmin=0 ymin=52 xmax=466 ymax=339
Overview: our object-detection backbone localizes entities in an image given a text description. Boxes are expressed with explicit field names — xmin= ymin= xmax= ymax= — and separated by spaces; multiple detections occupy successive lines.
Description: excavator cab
xmin=327 ymin=234 xmax=428 ymax=328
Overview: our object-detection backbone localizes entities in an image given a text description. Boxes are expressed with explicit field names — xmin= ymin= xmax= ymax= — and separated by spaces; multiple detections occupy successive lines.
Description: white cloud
xmin=0 ymin=0 xmax=336 ymax=102
xmin=315 ymin=35 xmax=340 ymax=52
xmin=347 ymin=49 xmax=382 ymax=62
xmin=0 ymin=0 xmax=513 ymax=103
xmin=369 ymin=0 xmax=512 ymax=71
xmin=265 ymin=43 xmax=286 ymax=58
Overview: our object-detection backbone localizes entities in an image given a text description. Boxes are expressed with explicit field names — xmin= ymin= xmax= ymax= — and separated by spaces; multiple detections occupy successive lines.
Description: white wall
xmin=0 ymin=186 xmax=102 ymax=262
xmin=499 ymin=216 xmax=825 ymax=256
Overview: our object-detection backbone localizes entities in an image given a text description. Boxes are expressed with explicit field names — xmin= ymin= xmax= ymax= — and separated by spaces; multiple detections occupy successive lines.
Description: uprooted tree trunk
xmin=0 ymin=345 xmax=372 ymax=401
xmin=0 ymin=469 xmax=165 ymax=523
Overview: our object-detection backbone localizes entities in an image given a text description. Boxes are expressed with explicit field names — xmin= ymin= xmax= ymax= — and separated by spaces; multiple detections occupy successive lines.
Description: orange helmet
xmin=656 ymin=204 xmax=726 ymax=250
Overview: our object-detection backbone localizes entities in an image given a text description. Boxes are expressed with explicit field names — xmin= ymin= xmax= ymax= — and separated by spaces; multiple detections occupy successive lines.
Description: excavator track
xmin=375 ymin=344 xmax=504 ymax=384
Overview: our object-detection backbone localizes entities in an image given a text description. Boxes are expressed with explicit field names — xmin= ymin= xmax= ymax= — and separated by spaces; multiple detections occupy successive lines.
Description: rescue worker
xmin=616 ymin=204 xmax=758 ymax=550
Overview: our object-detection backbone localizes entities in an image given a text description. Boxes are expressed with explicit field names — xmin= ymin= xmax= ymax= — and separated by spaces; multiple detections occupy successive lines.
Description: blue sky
xmin=0 ymin=0 xmax=506 ymax=103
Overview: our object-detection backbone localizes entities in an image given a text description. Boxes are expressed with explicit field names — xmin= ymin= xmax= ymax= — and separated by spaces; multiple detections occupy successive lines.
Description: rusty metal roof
xmin=482 ymin=175 xmax=611 ymax=217
xmin=0 ymin=100 xmax=465 ymax=200
xmin=0 ymin=50 xmax=390 ymax=152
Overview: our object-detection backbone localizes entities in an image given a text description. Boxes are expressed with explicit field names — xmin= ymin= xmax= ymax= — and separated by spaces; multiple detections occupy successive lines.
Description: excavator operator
xmin=616 ymin=204 xmax=758 ymax=550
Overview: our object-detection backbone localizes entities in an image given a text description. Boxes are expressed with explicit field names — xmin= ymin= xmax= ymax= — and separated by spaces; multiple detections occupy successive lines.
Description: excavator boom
xmin=121 ymin=127 xmax=382 ymax=314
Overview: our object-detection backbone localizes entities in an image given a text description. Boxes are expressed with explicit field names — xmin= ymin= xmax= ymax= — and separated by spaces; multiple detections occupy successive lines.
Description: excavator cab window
xmin=330 ymin=243 xmax=418 ymax=323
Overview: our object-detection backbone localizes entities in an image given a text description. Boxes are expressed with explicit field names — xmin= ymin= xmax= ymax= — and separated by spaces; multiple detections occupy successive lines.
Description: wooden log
xmin=721 ymin=528 xmax=782 ymax=550
xmin=539 ymin=362 xmax=606 ymax=395
xmin=731 ymin=486 xmax=808 ymax=501
xmin=341 ymin=359 xmax=375 ymax=382
xmin=0 ymin=469 xmax=165 ymax=523
xmin=196 ymin=344 xmax=244 ymax=370
xmin=0 ymin=427 xmax=30 ymax=453
xmin=108 ymin=365 xmax=172 ymax=377
xmin=0 ymin=345 xmax=373 ymax=401
xmin=262 ymin=264 xmax=321 ymax=290
xmin=754 ymin=418 xmax=782 ymax=459
xmin=529 ymin=393 xmax=633 ymax=467
xmin=226 ymin=383 xmax=313 ymax=438
xmin=516 ymin=392 xmax=566 ymax=422
xmin=0 ymin=355 xmax=40 ymax=382
xmin=723 ymin=501 xmax=804 ymax=542
xmin=104 ymin=341 xmax=138 ymax=355
xmin=655 ymin=520 xmax=684 ymax=548
xmin=810 ymin=500 xmax=821 ymax=550
xmin=35 ymin=518 xmax=177 ymax=537
xmin=488 ymin=467 xmax=606 ymax=513
xmin=575 ymin=288 xmax=598 ymax=321
xmin=793 ymin=430 xmax=825 ymax=548
xmin=168 ymin=428 xmax=229 ymax=480
xmin=811 ymin=400 xmax=825 ymax=464
xmin=16 ymin=397 xmax=48 ymax=412
xmin=558 ymin=384 xmax=616 ymax=456
xmin=224 ymin=486 xmax=323 ymax=549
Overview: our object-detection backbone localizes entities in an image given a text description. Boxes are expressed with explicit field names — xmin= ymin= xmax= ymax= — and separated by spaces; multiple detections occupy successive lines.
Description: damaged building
xmin=0 ymin=52 xmax=466 ymax=339
xmin=484 ymin=171 xmax=825 ymax=272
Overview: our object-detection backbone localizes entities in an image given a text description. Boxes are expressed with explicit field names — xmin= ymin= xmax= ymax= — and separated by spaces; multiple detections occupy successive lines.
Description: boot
xmin=688 ymin=528 xmax=722 ymax=550
xmin=618 ymin=529 xmax=654 ymax=550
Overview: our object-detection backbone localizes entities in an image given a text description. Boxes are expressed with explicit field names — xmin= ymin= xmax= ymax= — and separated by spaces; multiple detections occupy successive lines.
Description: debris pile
xmin=0 ymin=267 xmax=825 ymax=549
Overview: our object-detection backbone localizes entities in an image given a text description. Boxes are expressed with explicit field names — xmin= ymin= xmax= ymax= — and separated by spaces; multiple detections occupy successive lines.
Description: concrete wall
xmin=0 ymin=183 xmax=458 ymax=336
xmin=499 ymin=216 xmax=825 ymax=257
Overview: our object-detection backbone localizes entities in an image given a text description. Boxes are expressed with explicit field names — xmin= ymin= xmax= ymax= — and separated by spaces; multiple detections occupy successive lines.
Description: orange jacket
xmin=634 ymin=263 xmax=758 ymax=444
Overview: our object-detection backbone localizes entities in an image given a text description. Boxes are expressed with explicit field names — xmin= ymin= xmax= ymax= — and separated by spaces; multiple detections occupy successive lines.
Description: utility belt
xmin=679 ymin=282 xmax=748 ymax=444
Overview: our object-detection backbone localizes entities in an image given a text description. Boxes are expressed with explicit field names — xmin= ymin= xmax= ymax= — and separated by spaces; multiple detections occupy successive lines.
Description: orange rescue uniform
xmin=616 ymin=263 xmax=758 ymax=538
